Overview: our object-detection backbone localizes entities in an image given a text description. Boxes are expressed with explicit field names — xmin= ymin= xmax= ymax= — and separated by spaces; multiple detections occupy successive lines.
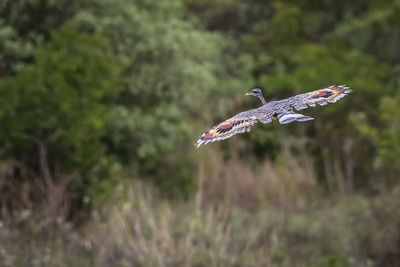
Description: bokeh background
xmin=1 ymin=0 xmax=400 ymax=266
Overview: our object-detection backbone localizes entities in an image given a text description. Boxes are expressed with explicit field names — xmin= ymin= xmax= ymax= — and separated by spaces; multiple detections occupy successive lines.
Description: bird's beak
xmin=245 ymin=92 xmax=252 ymax=96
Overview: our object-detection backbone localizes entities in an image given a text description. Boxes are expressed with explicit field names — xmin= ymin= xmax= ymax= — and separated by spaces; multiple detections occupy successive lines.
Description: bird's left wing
xmin=196 ymin=108 xmax=272 ymax=147
xmin=289 ymin=85 xmax=352 ymax=111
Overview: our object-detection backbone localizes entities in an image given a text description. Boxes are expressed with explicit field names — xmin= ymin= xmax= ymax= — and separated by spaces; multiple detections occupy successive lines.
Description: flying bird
xmin=196 ymin=85 xmax=352 ymax=147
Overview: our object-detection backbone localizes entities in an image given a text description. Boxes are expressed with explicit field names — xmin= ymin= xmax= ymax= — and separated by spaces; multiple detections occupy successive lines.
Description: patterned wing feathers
xmin=293 ymin=85 xmax=351 ymax=110
xmin=196 ymin=117 xmax=257 ymax=147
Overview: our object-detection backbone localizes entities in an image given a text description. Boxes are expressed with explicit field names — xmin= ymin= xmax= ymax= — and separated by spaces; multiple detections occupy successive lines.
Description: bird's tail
xmin=278 ymin=112 xmax=314 ymax=124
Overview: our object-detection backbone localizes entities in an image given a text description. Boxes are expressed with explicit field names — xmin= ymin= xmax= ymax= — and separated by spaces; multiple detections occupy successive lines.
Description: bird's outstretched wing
xmin=196 ymin=113 xmax=261 ymax=147
xmin=289 ymin=85 xmax=352 ymax=111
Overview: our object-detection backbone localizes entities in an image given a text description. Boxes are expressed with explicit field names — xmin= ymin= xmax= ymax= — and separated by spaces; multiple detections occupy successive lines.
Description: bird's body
xmin=196 ymin=85 xmax=351 ymax=147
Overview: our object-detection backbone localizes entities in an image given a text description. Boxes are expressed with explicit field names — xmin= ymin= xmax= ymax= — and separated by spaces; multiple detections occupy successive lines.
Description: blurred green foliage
xmin=0 ymin=23 xmax=124 ymax=170
xmin=1 ymin=0 xmax=400 ymax=210
xmin=75 ymin=0 xmax=253 ymax=197
xmin=1 ymin=0 xmax=400 ymax=266
xmin=1 ymin=0 xmax=254 ymax=202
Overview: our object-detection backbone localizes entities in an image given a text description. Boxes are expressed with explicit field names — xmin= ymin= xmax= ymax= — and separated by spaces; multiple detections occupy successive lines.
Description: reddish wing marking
xmin=215 ymin=120 xmax=244 ymax=134
xmin=202 ymin=131 xmax=214 ymax=139
xmin=202 ymin=119 xmax=243 ymax=140
xmin=311 ymin=90 xmax=333 ymax=99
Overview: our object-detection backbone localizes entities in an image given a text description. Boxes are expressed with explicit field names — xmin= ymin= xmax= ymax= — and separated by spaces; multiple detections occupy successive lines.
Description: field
xmin=1 ymin=150 xmax=400 ymax=266
xmin=1 ymin=0 xmax=400 ymax=266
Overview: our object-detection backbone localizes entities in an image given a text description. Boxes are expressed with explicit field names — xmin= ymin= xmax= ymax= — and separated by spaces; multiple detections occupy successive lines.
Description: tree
xmin=76 ymin=0 xmax=254 ymax=197
xmin=0 ymin=23 xmax=125 ymax=211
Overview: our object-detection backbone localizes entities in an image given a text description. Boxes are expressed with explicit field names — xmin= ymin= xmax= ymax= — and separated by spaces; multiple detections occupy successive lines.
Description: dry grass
xmin=198 ymin=140 xmax=317 ymax=210
xmin=83 ymin=180 xmax=400 ymax=267
xmin=0 ymin=160 xmax=75 ymax=229
xmin=1 ymin=146 xmax=400 ymax=266
xmin=80 ymin=145 xmax=400 ymax=267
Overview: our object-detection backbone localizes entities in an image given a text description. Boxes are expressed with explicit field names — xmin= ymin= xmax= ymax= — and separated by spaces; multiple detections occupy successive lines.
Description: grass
xmin=0 ymin=149 xmax=400 ymax=266
xmin=83 ymin=182 xmax=400 ymax=267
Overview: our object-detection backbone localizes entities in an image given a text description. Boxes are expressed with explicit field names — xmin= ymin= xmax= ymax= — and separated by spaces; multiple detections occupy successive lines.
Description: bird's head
xmin=245 ymin=88 xmax=263 ymax=98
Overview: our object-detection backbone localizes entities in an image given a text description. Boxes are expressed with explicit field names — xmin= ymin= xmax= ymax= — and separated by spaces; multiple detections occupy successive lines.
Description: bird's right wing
xmin=196 ymin=107 xmax=273 ymax=147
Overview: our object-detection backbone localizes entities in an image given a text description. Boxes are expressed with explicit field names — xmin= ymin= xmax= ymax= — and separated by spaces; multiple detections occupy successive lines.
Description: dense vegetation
xmin=0 ymin=0 xmax=400 ymax=266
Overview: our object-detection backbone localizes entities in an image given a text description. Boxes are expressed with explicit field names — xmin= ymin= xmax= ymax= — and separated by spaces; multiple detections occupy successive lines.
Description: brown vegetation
xmin=1 ymin=148 xmax=399 ymax=267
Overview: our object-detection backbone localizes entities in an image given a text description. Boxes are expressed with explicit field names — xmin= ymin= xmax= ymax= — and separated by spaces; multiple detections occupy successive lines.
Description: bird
xmin=196 ymin=85 xmax=352 ymax=147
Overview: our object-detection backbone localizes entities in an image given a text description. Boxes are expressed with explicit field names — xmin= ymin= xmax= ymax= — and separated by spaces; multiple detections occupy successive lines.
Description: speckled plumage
xmin=196 ymin=85 xmax=352 ymax=147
